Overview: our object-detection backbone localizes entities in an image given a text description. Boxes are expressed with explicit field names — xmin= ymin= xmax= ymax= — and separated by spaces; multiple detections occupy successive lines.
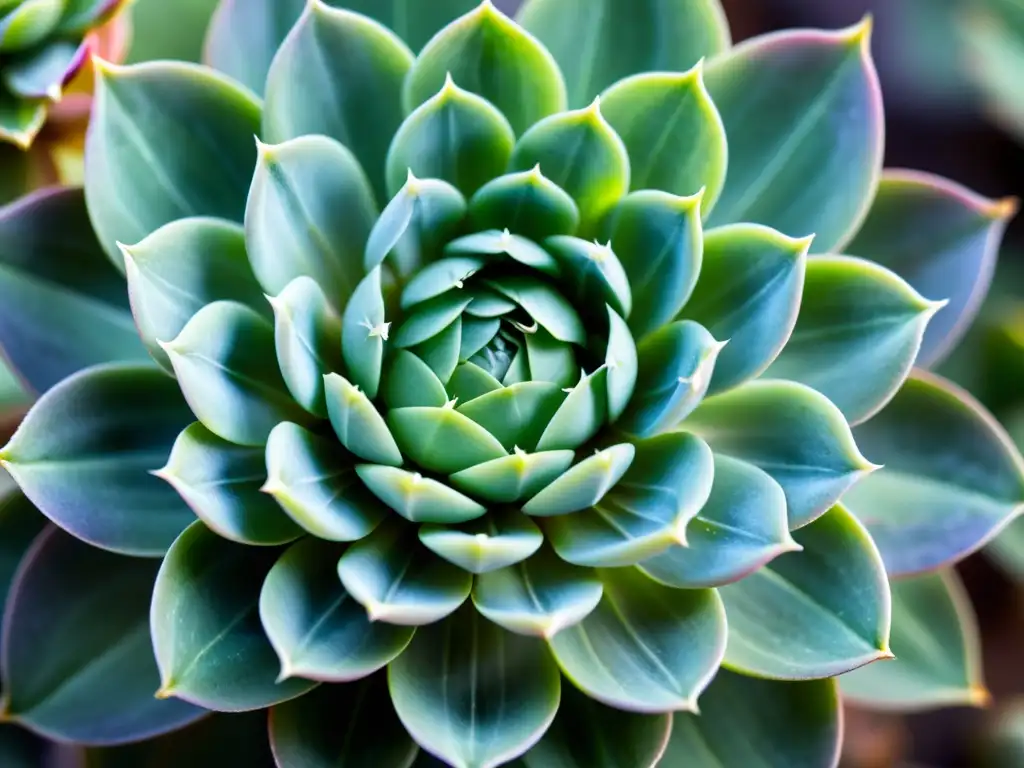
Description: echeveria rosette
xmin=0 ymin=0 xmax=1019 ymax=765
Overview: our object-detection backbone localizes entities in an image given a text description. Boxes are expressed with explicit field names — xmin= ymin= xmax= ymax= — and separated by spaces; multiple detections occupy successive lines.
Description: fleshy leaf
xmin=3 ymin=39 xmax=83 ymax=100
xmin=602 ymin=190 xmax=703 ymax=340
xmin=765 ymin=256 xmax=942 ymax=424
xmin=156 ymin=423 xmax=302 ymax=546
xmin=517 ymin=0 xmax=730 ymax=108
xmin=402 ymin=255 xmax=485 ymax=309
xmin=844 ymin=372 xmax=1024 ymax=576
xmin=550 ymin=567 xmax=725 ymax=713
xmin=664 ymin=672 xmax=841 ymax=768
xmin=337 ymin=519 xmax=472 ymax=625
xmin=383 ymin=350 xmax=448 ymax=409
xmin=486 ymin=275 xmax=586 ymax=344
xmin=679 ymin=224 xmax=809 ymax=394
xmin=469 ymin=167 xmax=580 ymax=240
xmin=0 ymin=490 xmax=44 ymax=671
xmin=535 ymin=367 xmax=608 ymax=451
xmin=162 ymin=301 xmax=313 ymax=447
xmin=0 ymin=90 xmax=45 ymax=149
xmin=269 ymin=676 xmax=418 ymax=768
xmin=246 ymin=136 xmax=378 ymax=310
xmin=85 ymin=60 xmax=261 ymax=263
xmin=355 ymin=464 xmax=486 ymax=524
xmin=152 ymin=521 xmax=317 ymax=710
xmin=324 ymin=373 xmax=403 ymax=466
xmin=264 ymin=422 xmax=387 ymax=542
xmin=522 ymin=443 xmax=634 ymax=517
xmin=841 ymin=569 xmax=986 ymax=710
xmin=0 ymin=364 xmax=195 ymax=556
xmin=393 ymin=292 xmax=473 ymax=349
xmin=0 ymin=527 xmax=204 ymax=744
xmin=686 ymin=380 xmax=876 ymax=529
xmin=411 ymin=317 xmax=462 ymax=383
xmin=446 ymin=229 xmax=560 ymax=276
xmin=0 ymin=0 xmax=63 ymax=53
xmin=448 ymin=362 xmax=502 ymax=402
xmin=419 ymin=508 xmax=543 ymax=573
xmin=342 ymin=267 xmax=387 ymax=399
xmin=388 ymin=405 xmax=508 ymax=473
xmin=455 ymin=382 xmax=566 ymax=453
xmin=261 ymin=2 xmax=413 ymax=205
xmin=601 ymin=64 xmax=727 ymax=210
xmin=121 ymin=217 xmax=267 ymax=370
xmin=389 ymin=603 xmax=560 ymax=768
xmin=0 ymin=187 xmax=148 ymax=393
xmin=546 ymin=432 xmax=713 ymax=567
xmin=448 ymin=449 xmax=574 ymax=503
xmin=403 ymin=2 xmax=566 ymax=136
xmin=640 ymin=454 xmax=797 ymax=588
xmin=720 ymin=504 xmax=892 ymax=679
xmin=260 ymin=538 xmax=413 ymax=682
xmin=544 ymin=236 xmax=631 ymax=319
xmin=269 ymin=276 xmax=344 ymax=417
xmin=704 ymin=22 xmax=883 ymax=253
xmin=605 ymin=307 xmax=638 ymax=423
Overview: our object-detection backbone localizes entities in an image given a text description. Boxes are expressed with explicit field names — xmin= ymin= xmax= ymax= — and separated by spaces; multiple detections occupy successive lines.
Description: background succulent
xmin=0 ymin=0 xmax=1021 ymax=766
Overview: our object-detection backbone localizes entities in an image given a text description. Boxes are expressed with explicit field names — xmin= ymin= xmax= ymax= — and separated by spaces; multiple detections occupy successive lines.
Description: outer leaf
xmin=765 ymin=255 xmax=942 ymax=424
xmin=720 ymin=504 xmax=892 ymax=679
xmin=269 ymin=677 xmax=418 ymax=768
xmin=156 ymin=423 xmax=303 ymax=546
xmin=151 ymin=521 xmax=317 ymax=710
xmin=844 ymin=372 xmax=1024 ymax=576
xmin=544 ymin=236 xmax=631 ymax=319
xmin=162 ymin=301 xmax=313 ymax=446
xmin=550 ymin=568 xmax=726 ymax=713
xmin=704 ymin=22 xmax=883 ymax=253
xmin=679 ymin=224 xmax=809 ymax=394
xmin=0 ymin=0 xmax=63 ymax=53
xmin=664 ymin=672 xmax=841 ymax=768
xmin=85 ymin=60 xmax=261 ymax=263
xmin=0 ymin=187 xmax=148 ymax=393
xmin=389 ymin=604 xmax=560 ymax=768
xmin=845 ymin=169 xmax=1016 ymax=367
xmin=324 ymin=373 xmax=403 ymax=466
xmin=403 ymin=2 xmax=566 ymax=136
xmin=517 ymin=0 xmax=729 ymax=108
xmin=0 ymin=364 xmax=195 ymax=556
xmin=841 ymin=569 xmax=986 ymax=711
xmin=259 ymin=538 xmax=413 ymax=683
xmin=121 ymin=217 xmax=267 ymax=370
xmin=686 ymin=379 xmax=876 ymax=529
xmin=246 ymin=136 xmax=378 ymax=310
xmin=1 ymin=528 xmax=203 ymax=743
xmin=261 ymin=2 xmax=413 ymax=204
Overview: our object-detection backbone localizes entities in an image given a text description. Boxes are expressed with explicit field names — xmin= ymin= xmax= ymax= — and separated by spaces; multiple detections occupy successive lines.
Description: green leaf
xmin=546 ymin=432 xmax=713 ymax=566
xmin=446 ymin=228 xmax=560 ymax=276
xmin=680 ymin=224 xmax=809 ymax=394
xmin=517 ymin=0 xmax=730 ymax=108
xmin=264 ymin=421 xmax=387 ymax=542
xmin=472 ymin=544 xmax=602 ymax=638
xmin=4 ymin=39 xmax=84 ymax=100
xmin=619 ymin=320 xmax=724 ymax=437
xmin=260 ymin=538 xmax=413 ymax=682
xmin=844 ymin=372 xmax=1024 ymax=576
xmin=389 ymin=404 xmax=508 ymax=473
xmin=85 ymin=60 xmax=261 ymax=263
xmin=269 ymin=276 xmax=344 ymax=417
xmin=455 ymin=381 xmax=566 ymax=452
xmin=123 ymin=0 xmax=218 ymax=64
xmin=0 ymin=187 xmax=149 ymax=393
xmin=337 ymin=519 xmax=472 ymax=625
xmin=1 ymin=527 xmax=204 ymax=743
xmin=156 ymin=423 xmax=303 ymax=546
xmin=460 ymin=316 xmax=502 ymax=361
xmin=686 ymin=380 xmax=875 ymax=529
xmin=402 ymin=255 xmax=485 ymax=310
xmin=388 ymin=74 xmax=515 ymax=198
xmin=765 ymin=256 xmax=942 ymax=425
xmin=544 ymin=236 xmax=631 ymax=319
xmin=605 ymin=307 xmax=637 ymax=423
xmin=389 ymin=603 xmax=560 ymax=768
xmin=602 ymin=190 xmax=703 ymax=340
xmin=419 ymin=508 xmax=543 ymax=573
xmin=535 ymin=367 xmax=608 ymax=451
xmin=121 ymin=217 xmax=267 ymax=370
xmin=550 ymin=567 xmax=725 ymax=712
xmin=704 ymin=22 xmax=883 ymax=253
xmin=411 ymin=316 xmax=462 ymax=383
xmin=0 ymin=364 xmax=195 ymax=556
xmin=522 ymin=443 xmax=634 ymax=517
xmin=246 ymin=136 xmax=378 ymax=310
xmin=640 ymin=454 xmax=796 ymax=588
xmin=261 ymin=2 xmax=413 ymax=204
xmin=324 ymin=373 xmax=403 ymax=466
xmin=342 ymin=267 xmax=388 ymax=399
xmin=383 ymin=350 xmax=448 ymax=409
xmin=845 ymin=169 xmax=1016 ymax=367
xmin=393 ymin=292 xmax=473 ymax=349
xmin=841 ymin=569 xmax=986 ymax=711
xmin=162 ymin=301 xmax=313 ymax=446
xmin=0 ymin=89 xmax=44 ymax=148
xmin=469 ymin=167 xmax=580 ymax=241
xmin=487 ymin=275 xmax=586 ymax=344
xmin=152 ymin=521 xmax=317 ymax=710
xmin=448 ymin=361 xmax=502 ymax=402
xmin=664 ymin=671 xmax=841 ymax=768
xmin=720 ymin=504 xmax=892 ymax=679
xmin=404 ymin=2 xmax=566 ymax=136
xmin=355 ymin=464 xmax=486 ymax=524
xmin=448 ymin=449 xmax=574 ymax=503
xmin=601 ymin=64 xmax=727 ymax=210
xmin=0 ymin=491 xmax=44 ymax=679
xmin=519 ymin=679 xmax=671 ymax=768
xmin=0 ymin=0 xmax=63 ymax=53
xmin=269 ymin=676 xmax=418 ymax=768
xmin=508 ymin=100 xmax=629 ymax=234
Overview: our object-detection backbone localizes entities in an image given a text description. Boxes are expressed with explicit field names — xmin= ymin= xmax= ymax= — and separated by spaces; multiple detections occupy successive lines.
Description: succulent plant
xmin=0 ymin=1 xmax=1021 ymax=766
